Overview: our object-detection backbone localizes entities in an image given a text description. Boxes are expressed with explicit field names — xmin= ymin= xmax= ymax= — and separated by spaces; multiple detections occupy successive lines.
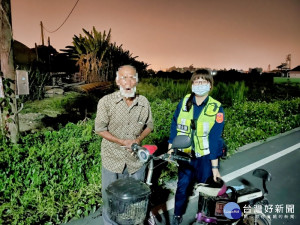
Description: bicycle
xmin=105 ymin=135 xmax=191 ymax=225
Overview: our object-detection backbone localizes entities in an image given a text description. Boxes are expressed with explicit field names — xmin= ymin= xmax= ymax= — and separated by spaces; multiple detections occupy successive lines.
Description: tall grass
xmin=212 ymin=81 xmax=249 ymax=106
xmin=138 ymin=78 xmax=248 ymax=106
xmin=137 ymin=78 xmax=190 ymax=102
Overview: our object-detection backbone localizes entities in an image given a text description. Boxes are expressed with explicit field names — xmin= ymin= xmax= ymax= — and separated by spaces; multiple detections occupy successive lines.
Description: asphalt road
xmin=64 ymin=127 xmax=300 ymax=225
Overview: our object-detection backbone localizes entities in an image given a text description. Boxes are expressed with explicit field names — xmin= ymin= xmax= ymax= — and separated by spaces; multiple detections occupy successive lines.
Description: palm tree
xmin=62 ymin=27 xmax=149 ymax=82
xmin=103 ymin=42 xmax=149 ymax=81
xmin=71 ymin=27 xmax=111 ymax=83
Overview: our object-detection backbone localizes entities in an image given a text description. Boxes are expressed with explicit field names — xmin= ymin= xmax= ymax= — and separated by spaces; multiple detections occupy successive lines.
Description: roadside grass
xmin=20 ymin=91 xmax=99 ymax=118
xmin=21 ymin=92 xmax=82 ymax=116
xmin=1 ymin=79 xmax=300 ymax=225
xmin=274 ymin=77 xmax=300 ymax=84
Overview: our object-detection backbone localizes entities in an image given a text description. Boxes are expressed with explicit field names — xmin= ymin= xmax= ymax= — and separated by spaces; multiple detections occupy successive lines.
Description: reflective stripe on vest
xmin=176 ymin=94 xmax=221 ymax=157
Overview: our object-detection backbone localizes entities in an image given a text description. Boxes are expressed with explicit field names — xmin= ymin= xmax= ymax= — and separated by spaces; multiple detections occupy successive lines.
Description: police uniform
xmin=168 ymin=94 xmax=225 ymax=217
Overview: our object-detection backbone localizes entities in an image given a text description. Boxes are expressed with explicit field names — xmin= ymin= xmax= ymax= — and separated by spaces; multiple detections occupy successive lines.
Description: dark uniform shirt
xmin=168 ymin=95 xmax=225 ymax=160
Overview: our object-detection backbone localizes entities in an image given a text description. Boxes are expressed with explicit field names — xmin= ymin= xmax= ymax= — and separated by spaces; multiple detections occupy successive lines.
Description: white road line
xmin=159 ymin=143 xmax=300 ymax=213
xmin=222 ymin=143 xmax=300 ymax=182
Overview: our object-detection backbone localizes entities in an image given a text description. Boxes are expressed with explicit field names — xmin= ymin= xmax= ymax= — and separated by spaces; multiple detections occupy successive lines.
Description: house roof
xmin=290 ymin=65 xmax=300 ymax=72
xmin=276 ymin=63 xmax=289 ymax=69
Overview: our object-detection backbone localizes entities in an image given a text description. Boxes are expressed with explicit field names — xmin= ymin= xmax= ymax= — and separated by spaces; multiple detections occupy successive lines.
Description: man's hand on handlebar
xmin=121 ymin=139 xmax=140 ymax=154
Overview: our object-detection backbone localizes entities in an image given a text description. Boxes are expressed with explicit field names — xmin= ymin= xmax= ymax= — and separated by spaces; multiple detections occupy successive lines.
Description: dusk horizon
xmin=11 ymin=0 xmax=300 ymax=72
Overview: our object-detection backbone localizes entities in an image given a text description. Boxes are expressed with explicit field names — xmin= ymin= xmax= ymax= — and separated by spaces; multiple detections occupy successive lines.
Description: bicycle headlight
xmin=137 ymin=149 xmax=150 ymax=163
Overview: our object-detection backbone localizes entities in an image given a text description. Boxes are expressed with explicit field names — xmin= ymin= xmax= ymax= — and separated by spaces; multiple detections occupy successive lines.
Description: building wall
xmin=289 ymin=71 xmax=300 ymax=78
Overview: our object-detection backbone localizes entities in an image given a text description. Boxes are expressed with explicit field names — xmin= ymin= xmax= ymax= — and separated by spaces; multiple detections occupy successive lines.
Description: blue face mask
xmin=192 ymin=84 xmax=211 ymax=96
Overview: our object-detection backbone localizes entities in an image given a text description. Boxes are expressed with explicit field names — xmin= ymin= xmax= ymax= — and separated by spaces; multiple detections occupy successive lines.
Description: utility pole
xmin=40 ymin=21 xmax=44 ymax=46
xmin=286 ymin=54 xmax=291 ymax=69
xmin=0 ymin=0 xmax=19 ymax=143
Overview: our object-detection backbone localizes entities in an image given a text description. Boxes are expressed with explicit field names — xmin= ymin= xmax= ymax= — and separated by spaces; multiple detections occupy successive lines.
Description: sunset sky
xmin=11 ymin=0 xmax=300 ymax=71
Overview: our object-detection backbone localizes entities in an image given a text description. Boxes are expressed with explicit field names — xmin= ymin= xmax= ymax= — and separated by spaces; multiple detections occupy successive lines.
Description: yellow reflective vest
xmin=176 ymin=95 xmax=221 ymax=157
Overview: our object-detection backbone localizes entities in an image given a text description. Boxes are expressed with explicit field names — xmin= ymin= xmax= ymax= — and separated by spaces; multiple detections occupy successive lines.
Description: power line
xmin=43 ymin=0 xmax=80 ymax=33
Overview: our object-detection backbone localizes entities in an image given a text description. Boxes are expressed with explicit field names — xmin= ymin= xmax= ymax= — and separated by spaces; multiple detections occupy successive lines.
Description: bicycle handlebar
xmin=158 ymin=153 xmax=191 ymax=163
xmin=131 ymin=143 xmax=191 ymax=163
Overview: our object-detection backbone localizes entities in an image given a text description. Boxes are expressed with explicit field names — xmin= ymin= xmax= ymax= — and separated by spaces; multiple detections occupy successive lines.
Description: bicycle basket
xmin=106 ymin=177 xmax=151 ymax=225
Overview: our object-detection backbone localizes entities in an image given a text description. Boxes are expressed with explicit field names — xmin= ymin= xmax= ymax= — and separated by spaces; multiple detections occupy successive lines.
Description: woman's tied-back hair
xmin=186 ymin=69 xmax=214 ymax=112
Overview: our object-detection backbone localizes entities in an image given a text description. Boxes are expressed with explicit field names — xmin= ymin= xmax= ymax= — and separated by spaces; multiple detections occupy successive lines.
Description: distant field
xmin=274 ymin=77 xmax=300 ymax=84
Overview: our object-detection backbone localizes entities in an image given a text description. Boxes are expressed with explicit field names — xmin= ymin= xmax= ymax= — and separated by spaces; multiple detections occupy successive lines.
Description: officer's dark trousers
xmin=174 ymin=155 xmax=213 ymax=216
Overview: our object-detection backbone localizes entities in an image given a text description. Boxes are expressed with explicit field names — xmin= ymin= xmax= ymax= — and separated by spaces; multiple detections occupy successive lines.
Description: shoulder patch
xmin=216 ymin=113 xmax=224 ymax=123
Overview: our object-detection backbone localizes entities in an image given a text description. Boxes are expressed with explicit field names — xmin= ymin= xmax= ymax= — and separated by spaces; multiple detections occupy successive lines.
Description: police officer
xmin=168 ymin=69 xmax=225 ymax=225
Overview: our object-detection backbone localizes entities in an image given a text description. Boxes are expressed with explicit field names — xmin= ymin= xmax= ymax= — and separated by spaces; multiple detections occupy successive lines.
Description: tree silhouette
xmin=62 ymin=27 xmax=148 ymax=83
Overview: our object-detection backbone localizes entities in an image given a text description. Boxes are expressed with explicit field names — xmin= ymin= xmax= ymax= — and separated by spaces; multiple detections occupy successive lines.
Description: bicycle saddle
xmin=236 ymin=187 xmax=263 ymax=203
xmin=195 ymin=178 xmax=227 ymax=197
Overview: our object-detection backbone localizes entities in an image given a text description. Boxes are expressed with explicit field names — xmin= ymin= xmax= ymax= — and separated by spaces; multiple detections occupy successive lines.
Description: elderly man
xmin=95 ymin=65 xmax=153 ymax=225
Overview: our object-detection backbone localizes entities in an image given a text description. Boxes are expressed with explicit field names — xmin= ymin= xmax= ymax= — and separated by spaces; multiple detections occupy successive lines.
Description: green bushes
xmin=145 ymin=97 xmax=300 ymax=157
xmin=0 ymin=120 xmax=102 ymax=225
xmin=148 ymin=97 xmax=300 ymax=183
xmin=1 ymin=86 xmax=299 ymax=224
xmin=223 ymin=98 xmax=300 ymax=152
xmin=143 ymin=98 xmax=177 ymax=145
